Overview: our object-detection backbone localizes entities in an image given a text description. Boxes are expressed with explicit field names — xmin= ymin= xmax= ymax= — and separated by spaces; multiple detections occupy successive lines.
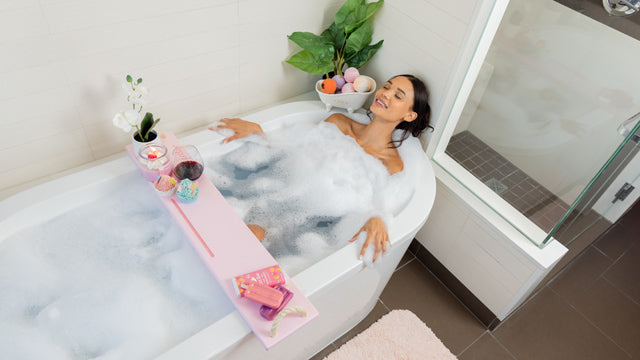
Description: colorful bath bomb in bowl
xmin=343 ymin=67 xmax=360 ymax=83
xmin=320 ymin=78 xmax=337 ymax=94
xmin=154 ymin=175 xmax=177 ymax=197
xmin=332 ymin=75 xmax=346 ymax=90
xmin=353 ymin=75 xmax=374 ymax=93
xmin=176 ymin=179 xmax=199 ymax=203
xmin=341 ymin=82 xmax=355 ymax=93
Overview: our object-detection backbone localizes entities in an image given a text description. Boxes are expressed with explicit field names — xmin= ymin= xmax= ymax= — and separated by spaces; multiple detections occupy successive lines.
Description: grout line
xmin=568 ymin=250 xmax=623 ymax=305
xmin=455 ymin=330 xmax=489 ymax=357
xmin=488 ymin=331 xmax=519 ymax=360
xmin=549 ymin=284 xmax=634 ymax=358
xmin=592 ymin=244 xmax=611 ymax=259
xmin=393 ymin=253 xmax=415 ymax=273
xmin=601 ymin=276 xmax=640 ymax=308
xmin=377 ymin=298 xmax=391 ymax=313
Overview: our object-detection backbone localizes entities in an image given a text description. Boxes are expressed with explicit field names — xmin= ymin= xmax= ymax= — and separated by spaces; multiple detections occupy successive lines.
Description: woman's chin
xmin=369 ymin=103 xmax=383 ymax=115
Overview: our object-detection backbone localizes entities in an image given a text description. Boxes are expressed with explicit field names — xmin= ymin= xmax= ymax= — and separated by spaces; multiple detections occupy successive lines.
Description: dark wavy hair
xmin=388 ymin=74 xmax=433 ymax=148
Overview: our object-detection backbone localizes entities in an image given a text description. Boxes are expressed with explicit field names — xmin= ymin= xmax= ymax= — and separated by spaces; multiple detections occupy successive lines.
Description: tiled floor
xmin=311 ymin=200 xmax=640 ymax=359
xmin=446 ymin=131 xmax=571 ymax=233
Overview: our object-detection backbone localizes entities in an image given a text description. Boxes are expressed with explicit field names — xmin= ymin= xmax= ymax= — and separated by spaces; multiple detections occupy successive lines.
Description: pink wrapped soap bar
xmin=233 ymin=265 xmax=285 ymax=297
xmin=242 ymin=282 xmax=284 ymax=308
xmin=260 ymin=285 xmax=294 ymax=321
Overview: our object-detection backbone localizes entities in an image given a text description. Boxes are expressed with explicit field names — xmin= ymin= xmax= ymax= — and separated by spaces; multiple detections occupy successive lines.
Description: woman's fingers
xmin=359 ymin=235 xmax=372 ymax=259
xmin=349 ymin=229 xmax=363 ymax=243
xmin=223 ymin=134 xmax=241 ymax=143
xmin=372 ymin=234 xmax=382 ymax=262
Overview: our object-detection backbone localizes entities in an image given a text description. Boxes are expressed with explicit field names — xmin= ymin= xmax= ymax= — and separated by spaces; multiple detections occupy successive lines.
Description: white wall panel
xmin=0 ymin=0 xmax=481 ymax=199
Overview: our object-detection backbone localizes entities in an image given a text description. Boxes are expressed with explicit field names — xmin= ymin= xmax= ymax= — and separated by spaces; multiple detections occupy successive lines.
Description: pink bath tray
xmin=126 ymin=133 xmax=318 ymax=350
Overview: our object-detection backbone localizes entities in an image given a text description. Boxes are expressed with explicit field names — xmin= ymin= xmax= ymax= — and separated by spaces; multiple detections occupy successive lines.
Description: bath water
xmin=207 ymin=113 xmax=420 ymax=272
xmin=0 ymin=175 xmax=234 ymax=360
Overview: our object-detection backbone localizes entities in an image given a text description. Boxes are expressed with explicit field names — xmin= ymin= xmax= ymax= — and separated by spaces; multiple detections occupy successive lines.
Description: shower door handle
xmin=604 ymin=0 xmax=640 ymax=15
xmin=618 ymin=111 xmax=640 ymax=144
xmin=619 ymin=0 xmax=640 ymax=11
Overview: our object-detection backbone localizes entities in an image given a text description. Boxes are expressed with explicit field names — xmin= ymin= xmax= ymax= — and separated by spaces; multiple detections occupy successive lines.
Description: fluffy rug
xmin=324 ymin=310 xmax=457 ymax=360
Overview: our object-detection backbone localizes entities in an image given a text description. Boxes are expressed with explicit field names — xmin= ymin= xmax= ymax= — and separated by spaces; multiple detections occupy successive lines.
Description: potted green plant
xmin=285 ymin=0 xmax=384 ymax=77
xmin=112 ymin=74 xmax=161 ymax=154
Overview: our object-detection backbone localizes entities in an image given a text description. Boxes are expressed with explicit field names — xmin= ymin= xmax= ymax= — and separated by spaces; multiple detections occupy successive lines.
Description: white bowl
xmin=315 ymin=76 xmax=376 ymax=113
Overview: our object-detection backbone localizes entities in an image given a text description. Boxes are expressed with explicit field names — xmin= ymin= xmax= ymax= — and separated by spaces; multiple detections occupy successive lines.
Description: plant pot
xmin=315 ymin=76 xmax=376 ymax=113
xmin=132 ymin=130 xmax=161 ymax=155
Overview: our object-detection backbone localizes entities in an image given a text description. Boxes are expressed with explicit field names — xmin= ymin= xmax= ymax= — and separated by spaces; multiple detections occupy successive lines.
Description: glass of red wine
xmin=171 ymin=145 xmax=204 ymax=180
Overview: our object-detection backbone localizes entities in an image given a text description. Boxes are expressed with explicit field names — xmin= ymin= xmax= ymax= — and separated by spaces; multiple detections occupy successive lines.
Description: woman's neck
xmin=356 ymin=115 xmax=397 ymax=151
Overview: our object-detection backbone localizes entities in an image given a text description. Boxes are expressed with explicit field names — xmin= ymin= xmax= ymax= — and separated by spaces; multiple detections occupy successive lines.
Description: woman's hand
xmin=209 ymin=118 xmax=264 ymax=143
xmin=349 ymin=217 xmax=390 ymax=262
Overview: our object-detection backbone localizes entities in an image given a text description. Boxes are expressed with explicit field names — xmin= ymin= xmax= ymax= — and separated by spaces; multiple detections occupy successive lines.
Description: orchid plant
xmin=112 ymin=75 xmax=160 ymax=142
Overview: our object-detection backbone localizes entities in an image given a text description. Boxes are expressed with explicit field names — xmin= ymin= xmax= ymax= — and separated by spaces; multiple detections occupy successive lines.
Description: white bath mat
xmin=324 ymin=309 xmax=457 ymax=360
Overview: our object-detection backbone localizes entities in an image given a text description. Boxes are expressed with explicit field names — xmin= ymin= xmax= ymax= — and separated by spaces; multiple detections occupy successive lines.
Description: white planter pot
xmin=131 ymin=130 xmax=161 ymax=156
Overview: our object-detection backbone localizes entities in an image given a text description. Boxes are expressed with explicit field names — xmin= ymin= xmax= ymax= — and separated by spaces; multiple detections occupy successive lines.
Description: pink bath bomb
xmin=343 ymin=67 xmax=359 ymax=83
xmin=341 ymin=83 xmax=355 ymax=93
xmin=332 ymin=75 xmax=346 ymax=90
xmin=353 ymin=76 xmax=373 ymax=93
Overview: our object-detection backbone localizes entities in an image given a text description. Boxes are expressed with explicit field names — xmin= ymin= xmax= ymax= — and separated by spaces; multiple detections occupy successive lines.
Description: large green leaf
xmin=321 ymin=22 xmax=346 ymax=52
xmin=335 ymin=0 xmax=383 ymax=34
xmin=140 ymin=112 xmax=160 ymax=140
xmin=346 ymin=40 xmax=383 ymax=68
xmin=345 ymin=19 xmax=372 ymax=59
xmin=286 ymin=50 xmax=334 ymax=74
xmin=287 ymin=32 xmax=334 ymax=59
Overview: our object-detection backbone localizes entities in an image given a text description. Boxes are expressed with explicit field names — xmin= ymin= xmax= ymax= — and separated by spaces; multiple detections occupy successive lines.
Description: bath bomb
xmin=343 ymin=67 xmax=359 ymax=83
xmin=320 ymin=78 xmax=337 ymax=94
xmin=332 ymin=75 xmax=346 ymax=90
xmin=341 ymin=83 xmax=355 ymax=93
xmin=353 ymin=76 xmax=373 ymax=93
xmin=154 ymin=175 xmax=176 ymax=197
xmin=176 ymin=179 xmax=199 ymax=203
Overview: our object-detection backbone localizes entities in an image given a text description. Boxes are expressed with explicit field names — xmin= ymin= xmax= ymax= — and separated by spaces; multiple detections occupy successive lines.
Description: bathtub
xmin=0 ymin=101 xmax=436 ymax=359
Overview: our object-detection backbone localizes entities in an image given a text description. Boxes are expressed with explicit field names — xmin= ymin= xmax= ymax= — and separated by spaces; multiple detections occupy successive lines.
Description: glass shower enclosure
xmin=428 ymin=0 xmax=640 ymax=257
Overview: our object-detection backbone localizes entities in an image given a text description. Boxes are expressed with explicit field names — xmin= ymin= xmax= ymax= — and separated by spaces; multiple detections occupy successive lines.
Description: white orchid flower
xmin=112 ymin=110 xmax=141 ymax=132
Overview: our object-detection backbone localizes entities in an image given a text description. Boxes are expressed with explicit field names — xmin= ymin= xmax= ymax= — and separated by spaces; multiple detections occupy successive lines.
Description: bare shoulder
xmin=384 ymin=156 xmax=404 ymax=175
xmin=324 ymin=113 xmax=362 ymax=135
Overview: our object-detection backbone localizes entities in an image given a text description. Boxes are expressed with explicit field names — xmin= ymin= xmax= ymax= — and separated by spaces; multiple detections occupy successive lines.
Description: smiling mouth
xmin=375 ymin=99 xmax=387 ymax=109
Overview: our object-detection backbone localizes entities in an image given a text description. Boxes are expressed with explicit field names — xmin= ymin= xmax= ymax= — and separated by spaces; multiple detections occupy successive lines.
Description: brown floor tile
xmin=493 ymin=287 xmax=629 ymax=360
xmin=309 ymin=342 xmax=337 ymax=360
xmin=395 ymin=249 xmax=414 ymax=271
xmin=548 ymin=246 xmax=613 ymax=303
xmin=330 ymin=300 xmax=389 ymax=349
xmin=573 ymin=278 xmax=640 ymax=356
xmin=604 ymin=241 xmax=640 ymax=304
xmin=380 ymin=260 xmax=485 ymax=355
xmin=533 ymin=221 xmax=612 ymax=297
xmin=594 ymin=221 xmax=638 ymax=261
xmin=458 ymin=332 xmax=515 ymax=360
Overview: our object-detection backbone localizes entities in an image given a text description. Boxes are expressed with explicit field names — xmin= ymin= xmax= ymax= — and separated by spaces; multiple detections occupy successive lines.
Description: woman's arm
xmin=349 ymin=216 xmax=390 ymax=262
xmin=209 ymin=118 xmax=264 ymax=143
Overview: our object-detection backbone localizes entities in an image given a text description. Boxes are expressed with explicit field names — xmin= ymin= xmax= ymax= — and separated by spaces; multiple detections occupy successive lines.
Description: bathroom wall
xmin=0 ymin=0 xmax=480 ymax=199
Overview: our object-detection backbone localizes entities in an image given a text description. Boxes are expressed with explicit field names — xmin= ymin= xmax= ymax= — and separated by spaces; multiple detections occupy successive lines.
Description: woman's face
xmin=370 ymin=76 xmax=417 ymax=124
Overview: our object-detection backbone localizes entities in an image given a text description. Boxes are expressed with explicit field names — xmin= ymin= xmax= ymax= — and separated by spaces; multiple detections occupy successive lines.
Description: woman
xmin=210 ymin=74 xmax=431 ymax=262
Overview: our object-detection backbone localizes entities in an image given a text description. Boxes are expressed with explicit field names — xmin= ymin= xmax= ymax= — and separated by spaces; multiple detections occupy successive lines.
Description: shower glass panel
xmin=440 ymin=0 xmax=640 ymax=247
xmin=545 ymin=115 xmax=640 ymax=245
